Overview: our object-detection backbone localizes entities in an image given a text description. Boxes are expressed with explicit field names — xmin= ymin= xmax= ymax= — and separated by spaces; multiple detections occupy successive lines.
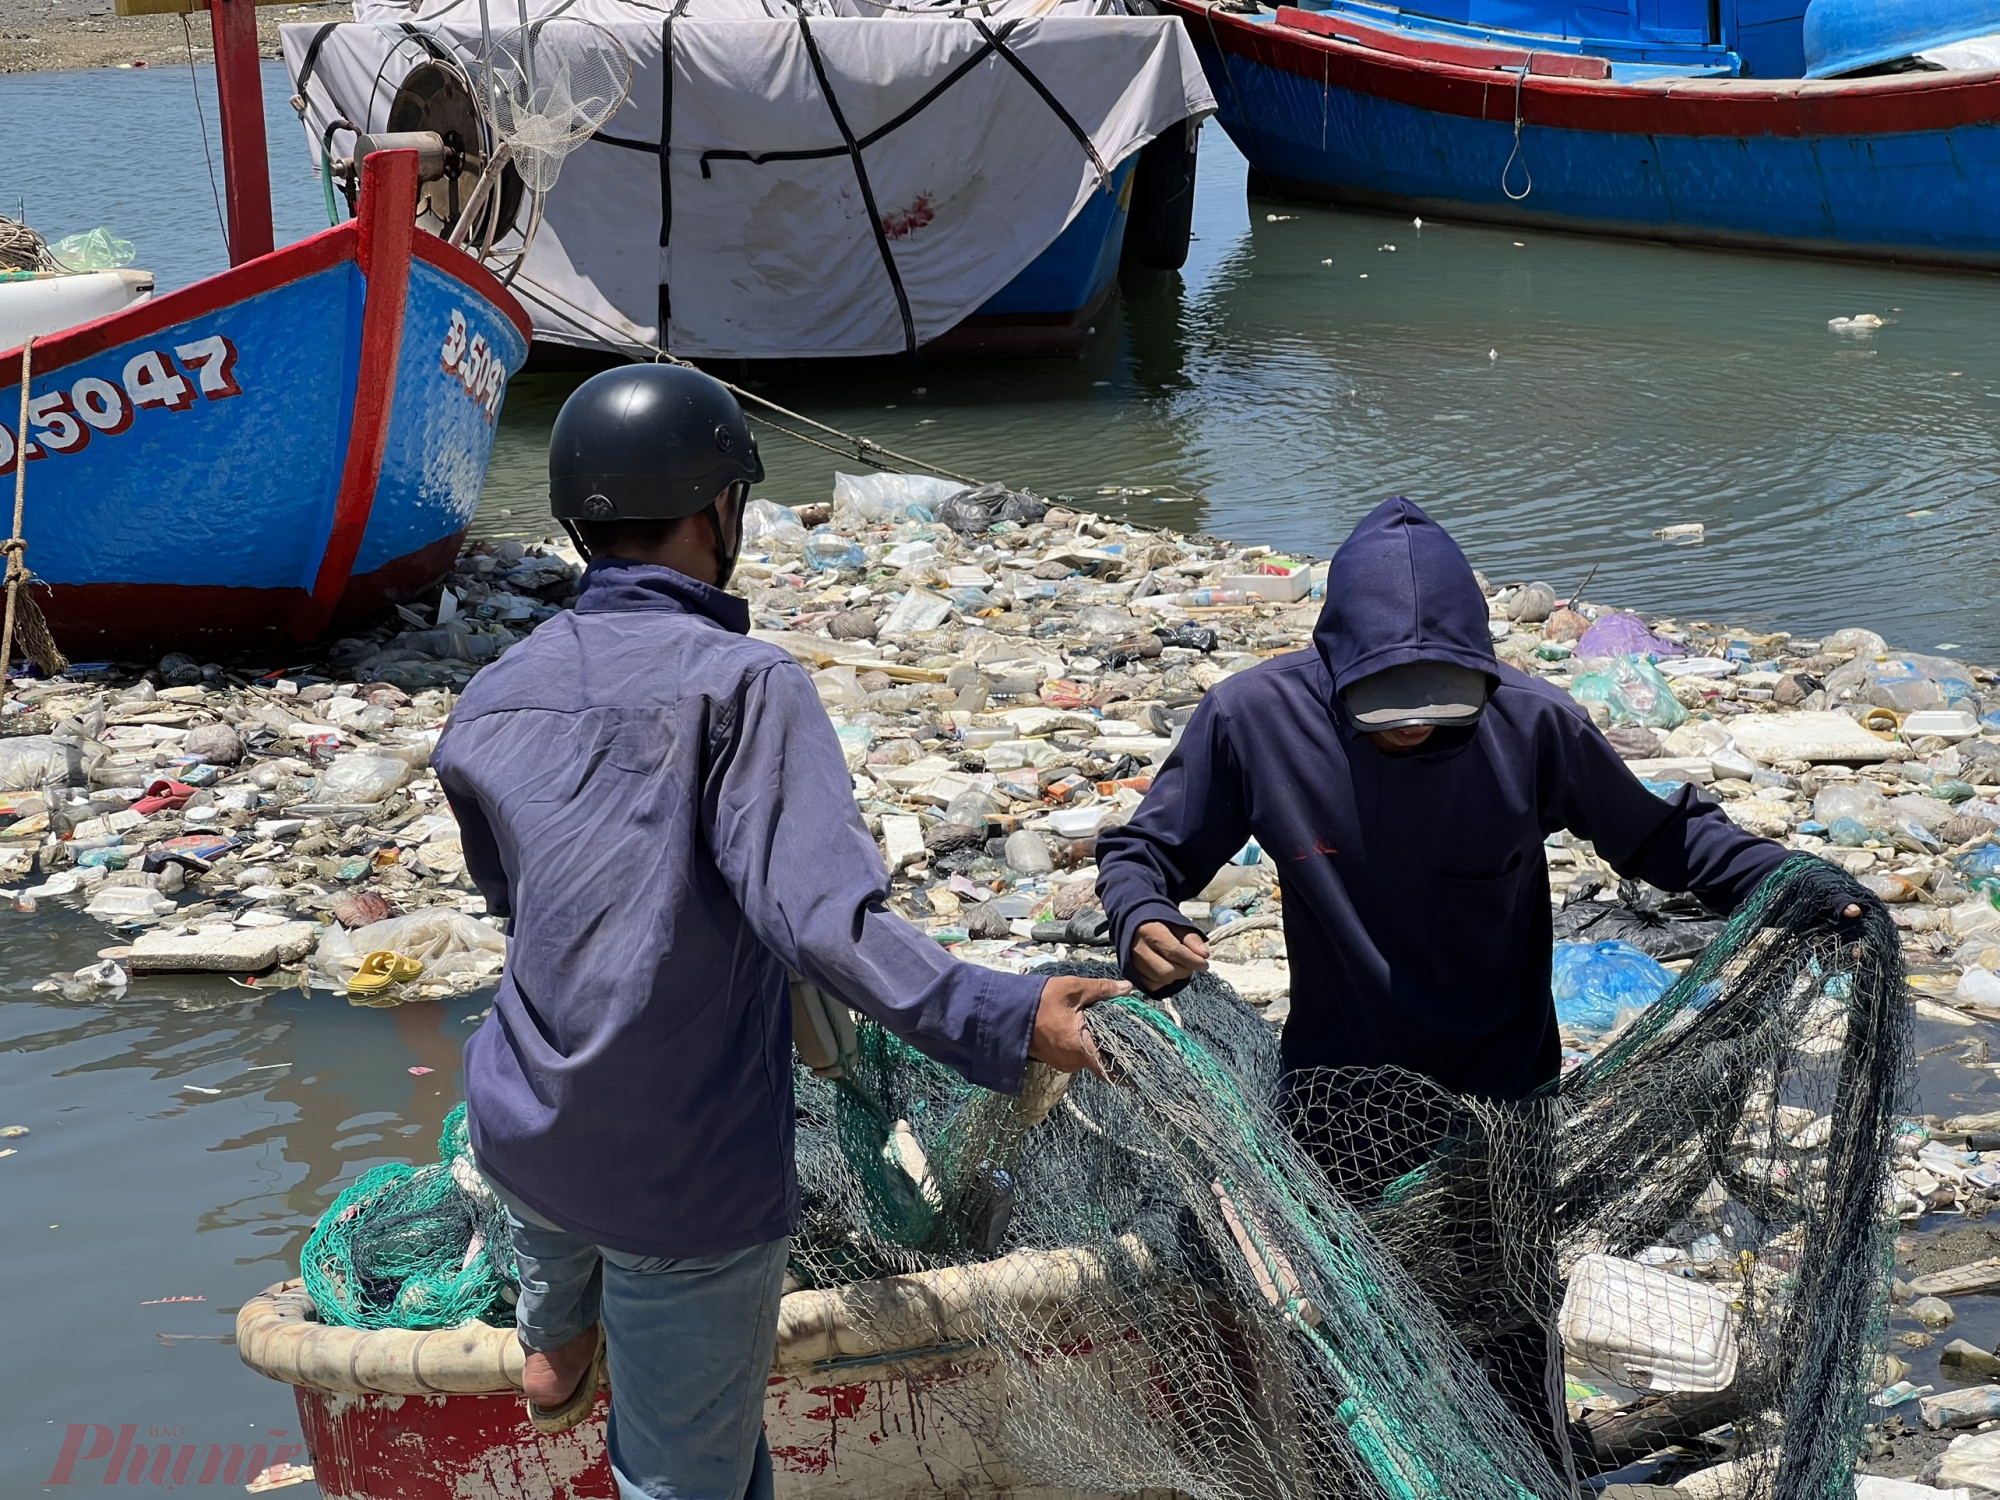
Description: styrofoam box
xmin=1559 ymin=1252 xmax=1740 ymax=1394
xmin=1217 ymin=562 xmax=1314 ymax=602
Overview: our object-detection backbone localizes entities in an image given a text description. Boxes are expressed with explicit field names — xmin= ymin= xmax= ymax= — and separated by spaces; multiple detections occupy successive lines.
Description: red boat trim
xmin=1171 ymin=0 xmax=2000 ymax=139
xmin=37 ymin=532 xmax=471 ymax=657
xmin=412 ymin=234 xmax=535 ymax=347
xmin=1277 ymin=9 xmax=1610 ymax=79
xmin=294 ymin=149 xmax=419 ymax=640
xmin=0 ymin=228 xmax=352 ymax=386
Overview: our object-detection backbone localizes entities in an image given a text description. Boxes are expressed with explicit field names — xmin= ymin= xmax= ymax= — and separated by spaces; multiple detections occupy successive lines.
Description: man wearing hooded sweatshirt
xmin=1094 ymin=496 xmax=1799 ymax=1468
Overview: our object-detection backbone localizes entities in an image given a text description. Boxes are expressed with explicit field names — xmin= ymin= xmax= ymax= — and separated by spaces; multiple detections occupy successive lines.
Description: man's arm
xmin=436 ymin=750 xmax=514 ymax=921
xmin=1549 ymin=704 xmax=1788 ymax=913
xmin=1095 ymin=694 xmax=1252 ymax=994
xmin=704 ymin=659 xmax=1114 ymax=1091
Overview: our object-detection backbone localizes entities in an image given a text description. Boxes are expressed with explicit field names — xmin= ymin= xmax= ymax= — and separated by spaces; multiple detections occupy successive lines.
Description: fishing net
xmin=787 ymin=854 xmax=1908 ymax=1500
xmin=300 ymin=1104 xmax=518 ymax=1330
xmin=298 ymin=856 xmax=1905 ymax=1499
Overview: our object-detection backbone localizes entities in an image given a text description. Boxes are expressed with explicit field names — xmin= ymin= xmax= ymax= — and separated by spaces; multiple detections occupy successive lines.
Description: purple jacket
xmin=1095 ymin=498 xmax=1787 ymax=1101
xmin=435 ymin=559 xmax=1044 ymax=1258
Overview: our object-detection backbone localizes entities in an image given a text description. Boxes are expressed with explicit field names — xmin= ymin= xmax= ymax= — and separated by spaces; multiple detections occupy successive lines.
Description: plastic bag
xmin=1574 ymin=613 xmax=1686 ymax=662
xmin=803 ymin=528 xmax=866 ymax=574
xmin=1569 ymin=655 xmax=1687 ymax=730
xmin=878 ymin=588 xmax=953 ymax=639
xmin=0 ymin=734 xmax=85 ymax=790
xmin=310 ymin=753 xmax=411 ymax=804
xmin=1552 ymin=940 xmax=1676 ymax=1034
xmin=935 ymin=481 xmax=1049 ymax=535
xmin=310 ymin=909 xmax=507 ymax=989
xmin=1155 ymin=622 xmax=1220 ymax=653
xmin=812 ymin=666 xmax=869 ymax=713
xmin=1812 ymin=783 xmax=1892 ymax=831
xmin=1824 ymin=652 xmax=1979 ymax=712
xmin=831 ymin=472 xmax=966 ymax=526
xmin=48 ymin=227 xmax=136 ymax=270
xmin=1550 ymin=893 xmax=1724 ymax=961
xmin=739 ymin=498 xmax=806 ymax=557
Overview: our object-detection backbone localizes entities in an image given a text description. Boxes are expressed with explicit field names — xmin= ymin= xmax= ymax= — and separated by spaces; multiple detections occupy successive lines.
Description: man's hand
xmin=1029 ymin=976 xmax=1128 ymax=1080
xmin=1129 ymin=921 xmax=1210 ymax=992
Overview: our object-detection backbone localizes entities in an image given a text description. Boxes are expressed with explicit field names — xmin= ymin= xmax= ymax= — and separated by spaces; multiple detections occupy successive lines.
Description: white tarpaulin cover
xmin=282 ymin=0 xmax=1212 ymax=357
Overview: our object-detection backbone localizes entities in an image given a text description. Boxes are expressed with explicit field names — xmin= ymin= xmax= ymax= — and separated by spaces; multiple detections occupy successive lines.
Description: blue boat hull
xmin=920 ymin=158 xmax=1138 ymax=358
xmin=0 ymin=151 xmax=530 ymax=655
xmin=1171 ymin=2 xmax=2000 ymax=268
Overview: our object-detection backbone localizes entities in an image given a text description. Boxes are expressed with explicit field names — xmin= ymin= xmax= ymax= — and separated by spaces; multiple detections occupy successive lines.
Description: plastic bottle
xmin=1175 ymin=588 xmax=1253 ymax=608
xmin=942 ymin=790 xmax=995 ymax=831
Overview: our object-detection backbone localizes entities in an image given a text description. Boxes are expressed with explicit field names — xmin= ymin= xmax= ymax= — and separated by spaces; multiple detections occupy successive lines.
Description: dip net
xmin=787 ymin=855 xmax=1907 ymax=1500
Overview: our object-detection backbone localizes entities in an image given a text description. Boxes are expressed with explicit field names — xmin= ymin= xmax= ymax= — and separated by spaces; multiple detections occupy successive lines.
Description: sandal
xmin=347 ymin=951 xmax=424 ymax=1000
xmin=133 ymin=779 xmax=197 ymax=815
xmin=527 ymin=1329 xmax=606 ymax=1436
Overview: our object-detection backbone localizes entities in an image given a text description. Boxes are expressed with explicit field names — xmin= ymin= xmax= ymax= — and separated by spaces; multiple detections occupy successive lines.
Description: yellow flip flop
xmin=347 ymin=951 xmax=424 ymax=1003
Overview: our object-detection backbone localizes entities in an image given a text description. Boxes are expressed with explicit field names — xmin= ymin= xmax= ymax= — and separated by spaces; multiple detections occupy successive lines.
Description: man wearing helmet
xmin=433 ymin=364 xmax=1124 ymax=1500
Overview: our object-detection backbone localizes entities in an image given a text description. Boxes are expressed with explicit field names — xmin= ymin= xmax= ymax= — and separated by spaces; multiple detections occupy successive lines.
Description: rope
xmin=504 ymin=271 xmax=985 ymax=486
xmin=183 ymin=14 xmax=232 ymax=256
xmin=0 ymin=216 xmax=47 ymax=273
xmin=2 ymin=339 xmax=68 ymax=700
xmin=1500 ymin=62 xmax=1533 ymax=202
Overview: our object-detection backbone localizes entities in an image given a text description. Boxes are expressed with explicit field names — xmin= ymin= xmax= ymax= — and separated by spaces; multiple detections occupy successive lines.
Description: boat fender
xmin=1124 ymin=118 xmax=1201 ymax=272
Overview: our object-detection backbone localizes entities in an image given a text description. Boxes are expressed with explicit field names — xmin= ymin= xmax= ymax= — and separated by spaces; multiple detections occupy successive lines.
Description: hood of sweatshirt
xmin=1313 ymin=497 xmax=1500 ymax=712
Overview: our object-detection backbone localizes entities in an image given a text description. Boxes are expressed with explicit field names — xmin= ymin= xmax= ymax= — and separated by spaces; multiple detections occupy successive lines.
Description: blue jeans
xmin=492 ymin=1181 xmax=789 ymax=1500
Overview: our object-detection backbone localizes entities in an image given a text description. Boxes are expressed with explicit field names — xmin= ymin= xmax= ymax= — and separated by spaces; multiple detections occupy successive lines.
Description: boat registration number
xmin=439 ymin=309 xmax=505 ymax=425
xmin=0 ymin=336 xmax=240 ymax=475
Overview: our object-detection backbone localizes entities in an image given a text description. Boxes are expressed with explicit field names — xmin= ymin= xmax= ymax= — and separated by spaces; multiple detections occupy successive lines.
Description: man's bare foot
xmin=523 ymin=1325 xmax=600 ymax=1408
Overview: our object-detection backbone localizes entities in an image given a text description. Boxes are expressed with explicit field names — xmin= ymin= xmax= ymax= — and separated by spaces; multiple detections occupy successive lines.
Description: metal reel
xmin=386 ymin=61 xmax=524 ymax=241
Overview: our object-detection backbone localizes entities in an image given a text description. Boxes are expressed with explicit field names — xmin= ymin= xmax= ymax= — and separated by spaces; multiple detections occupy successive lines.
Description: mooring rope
xmin=507 ymin=270 xmax=986 ymax=487
xmin=2 ymin=338 xmax=71 ymax=696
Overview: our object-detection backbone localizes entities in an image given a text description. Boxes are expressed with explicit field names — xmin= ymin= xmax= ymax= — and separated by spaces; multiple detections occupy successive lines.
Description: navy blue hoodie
xmin=1094 ymin=498 xmax=1788 ymax=1100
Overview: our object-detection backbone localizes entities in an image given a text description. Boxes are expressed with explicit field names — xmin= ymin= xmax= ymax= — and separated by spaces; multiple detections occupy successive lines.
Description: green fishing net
xmin=788 ymin=855 xmax=1908 ymax=1500
xmin=301 ymin=856 xmax=1906 ymax=1500
xmin=300 ymin=1104 xmax=518 ymax=1330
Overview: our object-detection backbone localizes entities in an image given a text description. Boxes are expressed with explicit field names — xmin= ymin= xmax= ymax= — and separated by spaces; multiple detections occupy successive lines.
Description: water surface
xmin=5 ymin=64 xmax=1996 ymax=652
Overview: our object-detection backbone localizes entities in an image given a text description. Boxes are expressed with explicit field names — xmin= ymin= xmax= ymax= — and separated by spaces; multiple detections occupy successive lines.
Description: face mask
xmin=707 ymin=482 xmax=749 ymax=589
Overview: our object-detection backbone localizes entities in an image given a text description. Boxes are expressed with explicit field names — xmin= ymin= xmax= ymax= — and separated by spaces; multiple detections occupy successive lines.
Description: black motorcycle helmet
xmin=549 ymin=363 xmax=764 ymax=578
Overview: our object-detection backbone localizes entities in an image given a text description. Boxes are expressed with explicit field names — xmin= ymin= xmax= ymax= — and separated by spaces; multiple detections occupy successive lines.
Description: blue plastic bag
xmin=1551 ymin=940 xmax=1677 ymax=1034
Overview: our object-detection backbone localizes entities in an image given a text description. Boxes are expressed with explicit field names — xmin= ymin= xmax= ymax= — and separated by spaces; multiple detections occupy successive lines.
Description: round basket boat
xmin=238 ymin=1238 xmax=1157 ymax=1500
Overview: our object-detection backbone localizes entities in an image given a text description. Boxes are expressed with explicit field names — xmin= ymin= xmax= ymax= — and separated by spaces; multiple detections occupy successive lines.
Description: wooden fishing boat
xmin=1164 ymin=0 xmax=2000 ymax=268
xmin=0 ymin=149 xmax=529 ymax=657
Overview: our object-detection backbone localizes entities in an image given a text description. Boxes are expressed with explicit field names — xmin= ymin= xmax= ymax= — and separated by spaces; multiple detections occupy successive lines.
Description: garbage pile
xmin=4 ymin=480 xmax=2000 ymax=1180
xmin=0 ymin=538 xmax=575 ymax=1003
